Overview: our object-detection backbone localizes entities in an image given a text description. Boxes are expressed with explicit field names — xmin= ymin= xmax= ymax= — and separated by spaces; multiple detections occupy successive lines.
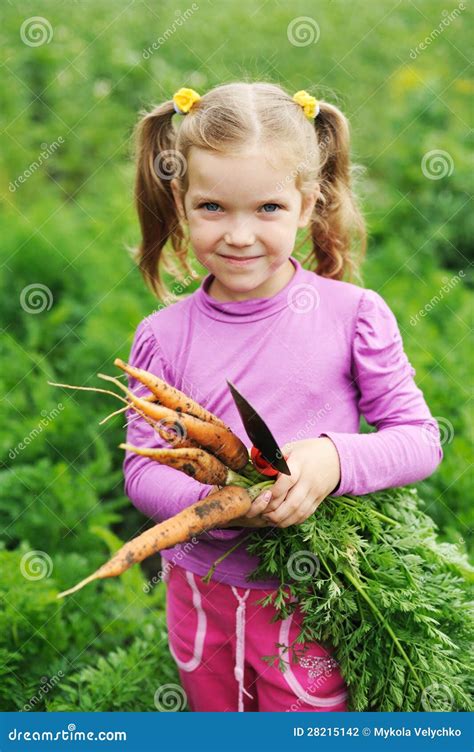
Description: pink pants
xmin=164 ymin=563 xmax=348 ymax=712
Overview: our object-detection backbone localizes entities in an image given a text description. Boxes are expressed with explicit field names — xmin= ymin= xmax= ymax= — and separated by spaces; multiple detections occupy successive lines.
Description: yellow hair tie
xmin=293 ymin=90 xmax=320 ymax=119
xmin=172 ymin=87 xmax=201 ymax=115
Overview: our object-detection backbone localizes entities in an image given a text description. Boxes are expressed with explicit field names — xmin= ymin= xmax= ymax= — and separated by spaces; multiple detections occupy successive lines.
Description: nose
xmin=224 ymin=220 xmax=255 ymax=248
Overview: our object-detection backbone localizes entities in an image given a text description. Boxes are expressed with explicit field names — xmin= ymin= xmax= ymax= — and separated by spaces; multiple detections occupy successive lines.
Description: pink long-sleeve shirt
xmin=122 ymin=256 xmax=443 ymax=589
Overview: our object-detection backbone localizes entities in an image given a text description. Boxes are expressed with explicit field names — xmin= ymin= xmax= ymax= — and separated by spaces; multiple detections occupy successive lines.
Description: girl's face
xmin=171 ymin=147 xmax=317 ymax=301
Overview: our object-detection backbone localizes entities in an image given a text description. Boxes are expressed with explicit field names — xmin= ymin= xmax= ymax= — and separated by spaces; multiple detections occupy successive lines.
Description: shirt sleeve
xmin=122 ymin=319 xmax=243 ymax=539
xmin=320 ymin=288 xmax=443 ymax=496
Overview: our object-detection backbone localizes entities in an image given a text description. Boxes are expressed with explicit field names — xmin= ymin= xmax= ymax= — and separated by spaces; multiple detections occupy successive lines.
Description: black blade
xmin=226 ymin=380 xmax=291 ymax=475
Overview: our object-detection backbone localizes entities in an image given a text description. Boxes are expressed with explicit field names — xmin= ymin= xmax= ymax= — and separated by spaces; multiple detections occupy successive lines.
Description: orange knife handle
xmin=250 ymin=446 xmax=280 ymax=477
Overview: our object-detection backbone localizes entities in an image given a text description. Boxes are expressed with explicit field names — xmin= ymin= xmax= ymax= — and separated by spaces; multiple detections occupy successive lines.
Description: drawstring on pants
xmin=231 ymin=586 xmax=254 ymax=712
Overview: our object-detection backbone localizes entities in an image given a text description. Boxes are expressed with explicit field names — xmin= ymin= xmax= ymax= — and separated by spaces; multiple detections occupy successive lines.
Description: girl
xmin=122 ymin=82 xmax=443 ymax=712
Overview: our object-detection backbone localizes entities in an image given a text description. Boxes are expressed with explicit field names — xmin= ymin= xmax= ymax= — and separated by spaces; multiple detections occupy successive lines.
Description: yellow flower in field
xmin=293 ymin=90 xmax=320 ymax=118
xmin=391 ymin=67 xmax=423 ymax=95
xmin=172 ymin=87 xmax=201 ymax=114
xmin=454 ymin=79 xmax=474 ymax=94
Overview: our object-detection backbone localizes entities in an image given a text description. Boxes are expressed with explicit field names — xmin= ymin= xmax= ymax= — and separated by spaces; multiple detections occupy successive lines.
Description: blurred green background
xmin=0 ymin=0 xmax=472 ymax=711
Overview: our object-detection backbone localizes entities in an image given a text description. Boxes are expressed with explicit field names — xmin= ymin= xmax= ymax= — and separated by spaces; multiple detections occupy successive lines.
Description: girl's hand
xmin=224 ymin=513 xmax=271 ymax=528
xmin=256 ymin=438 xmax=341 ymax=528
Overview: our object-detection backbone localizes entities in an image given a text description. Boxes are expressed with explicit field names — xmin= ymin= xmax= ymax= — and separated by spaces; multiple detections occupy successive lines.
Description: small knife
xmin=226 ymin=380 xmax=291 ymax=477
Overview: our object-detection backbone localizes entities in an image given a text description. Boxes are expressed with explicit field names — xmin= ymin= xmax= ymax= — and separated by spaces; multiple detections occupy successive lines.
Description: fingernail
xmin=260 ymin=491 xmax=272 ymax=503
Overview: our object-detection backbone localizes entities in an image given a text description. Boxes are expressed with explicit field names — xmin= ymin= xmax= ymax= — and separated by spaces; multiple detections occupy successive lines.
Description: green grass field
xmin=0 ymin=0 xmax=472 ymax=711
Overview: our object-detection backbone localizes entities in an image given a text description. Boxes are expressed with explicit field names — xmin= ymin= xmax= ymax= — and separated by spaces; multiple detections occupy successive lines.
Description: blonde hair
xmin=132 ymin=81 xmax=366 ymax=300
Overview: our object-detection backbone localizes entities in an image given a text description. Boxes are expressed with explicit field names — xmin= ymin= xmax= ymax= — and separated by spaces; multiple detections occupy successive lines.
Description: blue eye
xmin=200 ymin=202 xmax=221 ymax=212
xmin=198 ymin=201 xmax=282 ymax=213
xmin=261 ymin=203 xmax=281 ymax=213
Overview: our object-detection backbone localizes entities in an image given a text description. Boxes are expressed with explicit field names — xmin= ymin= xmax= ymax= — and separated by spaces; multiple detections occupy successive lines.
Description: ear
xmin=298 ymin=187 xmax=320 ymax=228
xmin=171 ymin=179 xmax=187 ymax=223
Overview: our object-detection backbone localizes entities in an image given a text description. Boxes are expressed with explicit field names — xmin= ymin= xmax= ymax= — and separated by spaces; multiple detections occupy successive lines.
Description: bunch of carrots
xmin=48 ymin=359 xmax=273 ymax=599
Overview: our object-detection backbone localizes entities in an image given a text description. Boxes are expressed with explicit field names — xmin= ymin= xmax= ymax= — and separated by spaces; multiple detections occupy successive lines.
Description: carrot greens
xmin=245 ymin=487 xmax=474 ymax=711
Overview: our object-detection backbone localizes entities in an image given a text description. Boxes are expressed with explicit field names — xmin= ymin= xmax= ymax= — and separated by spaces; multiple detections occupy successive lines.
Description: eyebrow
xmin=191 ymin=194 xmax=290 ymax=205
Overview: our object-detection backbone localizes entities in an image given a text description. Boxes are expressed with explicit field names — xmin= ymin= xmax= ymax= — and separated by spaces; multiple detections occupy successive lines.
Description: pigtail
xmin=303 ymin=102 xmax=366 ymax=281
xmin=133 ymin=101 xmax=193 ymax=300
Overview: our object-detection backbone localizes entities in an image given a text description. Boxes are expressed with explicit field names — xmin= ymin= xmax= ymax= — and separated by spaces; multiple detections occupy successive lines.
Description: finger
xmin=245 ymin=498 xmax=271 ymax=518
xmin=263 ymin=486 xmax=308 ymax=524
xmin=265 ymin=473 xmax=296 ymax=511
xmin=247 ymin=489 xmax=272 ymax=517
xmin=263 ymin=498 xmax=282 ymax=514
xmin=248 ymin=514 xmax=274 ymax=528
xmin=278 ymin=496 xmax=324 ymax=528
xmin=259 ymin=515 xmax=277 ymax=528
xmin=267 ymin=449 xmax=300 ymax=505
xmin=277 ymin=501 xmax=316 ymax=528
xmin=254 ymin=490 xmax=273 ymax=505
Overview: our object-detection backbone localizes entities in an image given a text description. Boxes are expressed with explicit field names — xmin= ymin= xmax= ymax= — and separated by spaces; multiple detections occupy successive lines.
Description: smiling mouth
xmin=218 ymin=254 xmax=263 ymax=261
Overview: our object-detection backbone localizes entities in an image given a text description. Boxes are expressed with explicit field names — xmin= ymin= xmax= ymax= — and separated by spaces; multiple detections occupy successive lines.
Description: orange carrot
xmin=101 ymin=397 xmax=200 ymax=449
xmin=156 ymin=425 xmax=201 ymax=449
xmin=57 ymin=486 xmax=254 ymax=598
xmin=119 ymin=443 xmax=247 ymax=486
xmin=98 ymin=373 xmax=248 ymax=471
xmin=114 ymin=358 xmax=228 ymax=430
